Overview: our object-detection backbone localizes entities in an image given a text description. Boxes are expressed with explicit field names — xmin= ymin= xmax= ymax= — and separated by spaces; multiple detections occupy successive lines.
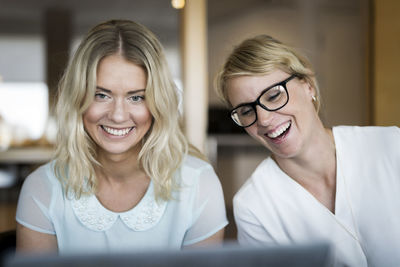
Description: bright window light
xmin=0 ymin=82 xmax=48 ymax=141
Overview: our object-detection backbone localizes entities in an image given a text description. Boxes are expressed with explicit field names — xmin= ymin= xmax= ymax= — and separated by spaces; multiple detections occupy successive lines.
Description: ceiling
xmin=0 ymin=0 xmax=361 ymax=38
xmin=0 ymin=0 xmax=179 ymax=45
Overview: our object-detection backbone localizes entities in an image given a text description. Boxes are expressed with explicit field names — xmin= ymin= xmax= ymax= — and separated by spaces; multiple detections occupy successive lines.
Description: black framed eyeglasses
xmin=230 ymin=75 xmax=296 ymax=128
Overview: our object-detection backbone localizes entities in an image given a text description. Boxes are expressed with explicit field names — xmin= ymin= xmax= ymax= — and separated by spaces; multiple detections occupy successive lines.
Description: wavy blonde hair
xmin=215 ymin=35 xmax=321 ymax=112
xmin=54 ymin=19 xmax=204 ymax=200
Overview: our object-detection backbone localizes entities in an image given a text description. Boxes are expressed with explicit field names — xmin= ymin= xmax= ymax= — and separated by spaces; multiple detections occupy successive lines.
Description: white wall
xmin=0 ymin=35 xmax=45 ymax=82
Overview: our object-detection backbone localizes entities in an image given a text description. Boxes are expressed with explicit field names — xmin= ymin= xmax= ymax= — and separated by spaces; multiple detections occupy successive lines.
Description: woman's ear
xmin=303 ymin=80 xmax=319 ymax=111
xmin=303 ymin=81 xmax=316 ymax=101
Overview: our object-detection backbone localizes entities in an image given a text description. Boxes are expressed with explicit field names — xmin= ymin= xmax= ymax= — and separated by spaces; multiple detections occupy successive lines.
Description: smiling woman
xmin=83 ymin=55 xmax=152 ymax=156
xmin=215 ymin=34 xmax=400 ymax=267
xmin=15 ymin=19 xmax=228 ymax=254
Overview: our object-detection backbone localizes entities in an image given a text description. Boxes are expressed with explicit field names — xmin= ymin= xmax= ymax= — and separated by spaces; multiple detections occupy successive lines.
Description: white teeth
xmin=102 ymin=126 xmax=132 ymax=136
xmin=267 ymin=121 xmax=291 ymax=138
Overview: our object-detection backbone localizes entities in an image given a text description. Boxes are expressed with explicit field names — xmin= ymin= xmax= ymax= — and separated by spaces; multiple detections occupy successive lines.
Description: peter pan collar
xmin=71 ymin=181 xmax=167 ymax=232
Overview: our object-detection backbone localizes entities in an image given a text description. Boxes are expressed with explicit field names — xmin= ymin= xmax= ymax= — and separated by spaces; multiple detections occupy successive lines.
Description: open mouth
xmin=101 ymin=126 xmax=134 ymax=137
xmin=266 ymin=121 xmax=291 ymax=140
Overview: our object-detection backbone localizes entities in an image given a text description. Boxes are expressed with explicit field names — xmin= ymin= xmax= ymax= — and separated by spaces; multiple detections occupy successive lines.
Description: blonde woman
xmin=215 ymin=35 xmax=400 ymax=267
xmin=16 ymin=19 xmax=227 ymax=253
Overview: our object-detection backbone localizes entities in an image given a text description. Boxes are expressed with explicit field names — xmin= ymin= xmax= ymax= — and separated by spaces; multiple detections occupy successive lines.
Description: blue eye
xmin=130 ymin=95 xmax=145 ymax=103
xmin=95 ymin=93 xmax=109 ymax=100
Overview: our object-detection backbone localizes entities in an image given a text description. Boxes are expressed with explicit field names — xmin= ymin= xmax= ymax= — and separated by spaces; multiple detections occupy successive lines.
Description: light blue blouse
xmin=16 ymin=155 xmax=228 ymax=253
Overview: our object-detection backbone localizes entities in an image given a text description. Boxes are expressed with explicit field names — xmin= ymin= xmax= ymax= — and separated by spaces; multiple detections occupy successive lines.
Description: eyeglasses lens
xmin=231 ymin=85 xmax=288 ymax=127
xmin=259 ymin=85 xmax=287 ymax=110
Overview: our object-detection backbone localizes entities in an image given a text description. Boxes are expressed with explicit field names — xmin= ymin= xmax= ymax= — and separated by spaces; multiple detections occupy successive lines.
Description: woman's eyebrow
xmin=95 ymin=86 xmax=145 ymax=95
xmin=127 ymin=89 xmax=146 ymax=95
xmin=95 ymin=86 xmax=112 ymax=93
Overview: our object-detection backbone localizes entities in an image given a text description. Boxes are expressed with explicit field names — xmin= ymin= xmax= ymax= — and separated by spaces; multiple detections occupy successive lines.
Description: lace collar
xmin=71 ymin=181 xmax=167 ymax=232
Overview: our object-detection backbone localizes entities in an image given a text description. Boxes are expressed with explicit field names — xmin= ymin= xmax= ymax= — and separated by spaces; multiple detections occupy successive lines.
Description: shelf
xmin=0 ymin=147 xmax=54 ymax=164
xmin=208 ymin=134 xmax=262 ymax=147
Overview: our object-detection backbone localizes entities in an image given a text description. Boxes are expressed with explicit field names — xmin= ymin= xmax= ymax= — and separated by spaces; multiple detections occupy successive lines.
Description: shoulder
xmin=181 ymin=154 xmax=213 ymax=171
xmin=178 ymin=154 xmax=219 ymax=188
xmin=333 ymin=125 xmax=399 ymax=138
xmin=21 ymin=161 xmax=63 ymax=199
xmin=233 ymin=179 xmax=255 ymax=209
xmin=234 ymin=157 xmax=274 ymax=208
xmin=22 ymin=162 xmax=56 ymax=189
xmin=18 ymin=161 xmax=61 ymax=214
xmin=180 ymin=155 xmax=214 ymax=180
xmin=333 ymin=125 xmax=400 ymax=154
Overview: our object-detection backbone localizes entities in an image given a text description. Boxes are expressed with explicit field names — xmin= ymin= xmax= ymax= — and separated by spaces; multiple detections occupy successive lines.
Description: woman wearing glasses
xmin=16 ymin=19 xmax=228 ymax=253
xmin=215 ymin=35 xmax=400 ymax=267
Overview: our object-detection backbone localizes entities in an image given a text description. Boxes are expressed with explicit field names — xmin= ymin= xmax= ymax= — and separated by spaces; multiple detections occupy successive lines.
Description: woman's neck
xmin=273 ymin=126 xmax=337 ymax=212
xmin=94 ymin=155 xmax=150 ymax=213
xmin=276 ymin=126 xmax=336 ymax=180
xmin=95 ymin=148 xmax=143 ymax=184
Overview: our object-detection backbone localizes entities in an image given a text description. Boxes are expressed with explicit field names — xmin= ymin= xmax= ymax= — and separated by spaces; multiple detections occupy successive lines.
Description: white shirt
xmin=234 ymin=126 xmax=400 ymax=267
xmin=16 ymin=155 xmax=228 ymax=253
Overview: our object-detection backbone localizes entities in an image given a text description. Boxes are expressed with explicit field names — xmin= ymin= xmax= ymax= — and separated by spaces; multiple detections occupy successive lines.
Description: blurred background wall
xmin=0 ymin=0 xmax=399 ymax=240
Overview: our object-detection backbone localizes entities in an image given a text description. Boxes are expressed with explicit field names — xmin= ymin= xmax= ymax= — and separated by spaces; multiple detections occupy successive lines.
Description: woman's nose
xmin=255 ymin=105 xmax=273 ymax=126
xmin=109 ymin=99 xmax=129 ymax=122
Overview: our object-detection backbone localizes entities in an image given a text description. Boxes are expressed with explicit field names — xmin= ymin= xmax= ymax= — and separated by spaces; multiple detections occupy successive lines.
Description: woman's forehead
xmin=226 ymin=70 xmax=289 ymax=105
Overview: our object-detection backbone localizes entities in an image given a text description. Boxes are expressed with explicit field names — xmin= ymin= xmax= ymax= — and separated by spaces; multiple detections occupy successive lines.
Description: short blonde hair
xmin=54 ymin=19 xmax=203 ymax=200
xmin=215 ymin=35 xmax=320 ymax=112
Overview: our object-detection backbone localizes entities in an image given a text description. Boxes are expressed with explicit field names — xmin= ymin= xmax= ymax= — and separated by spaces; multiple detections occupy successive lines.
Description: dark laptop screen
xmin=4 ymin=242 xmax=333 ymax=267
